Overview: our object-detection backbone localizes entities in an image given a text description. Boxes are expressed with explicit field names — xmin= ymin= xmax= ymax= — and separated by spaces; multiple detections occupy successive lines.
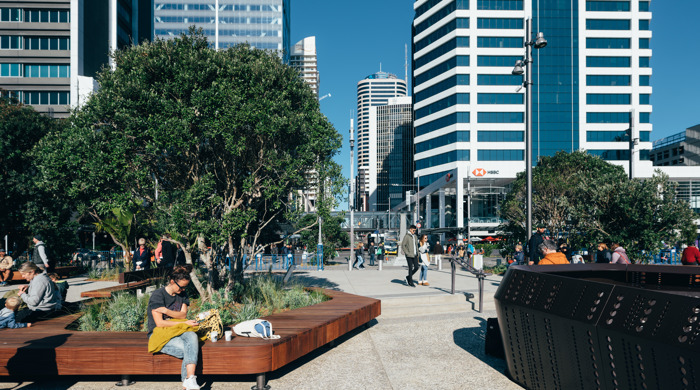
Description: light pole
xmin=349 ymin=119 xmax=355 ymax=271
xmin=512 ymin=18 xmax=546 ymax=242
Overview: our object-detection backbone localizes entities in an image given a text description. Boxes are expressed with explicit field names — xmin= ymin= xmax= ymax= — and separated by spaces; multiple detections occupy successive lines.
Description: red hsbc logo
xmin=472 ymin=168 xmax=486 ymax=177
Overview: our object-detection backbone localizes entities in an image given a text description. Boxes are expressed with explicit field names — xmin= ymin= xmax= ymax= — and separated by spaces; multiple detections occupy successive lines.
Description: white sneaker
xmin=183 ymin=375 xmax=200 ymax=390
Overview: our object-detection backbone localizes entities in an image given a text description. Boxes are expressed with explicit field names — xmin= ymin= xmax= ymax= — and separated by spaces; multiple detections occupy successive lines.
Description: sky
xmin=290 ymin=1 xmax=700 ymax=211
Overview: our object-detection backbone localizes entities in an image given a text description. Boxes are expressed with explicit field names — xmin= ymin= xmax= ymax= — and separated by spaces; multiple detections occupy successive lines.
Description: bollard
xmin=438 ymin=255 xmax=442 ymax=271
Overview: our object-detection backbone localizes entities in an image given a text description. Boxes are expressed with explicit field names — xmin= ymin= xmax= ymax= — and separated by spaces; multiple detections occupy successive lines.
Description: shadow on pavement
xmin=452 ymin=317 xmax=509 ymax=374
xmin=390 ymin=278 xmax=410 ymax=286
xmin=287 ymin=273 xmax=340 ymax=290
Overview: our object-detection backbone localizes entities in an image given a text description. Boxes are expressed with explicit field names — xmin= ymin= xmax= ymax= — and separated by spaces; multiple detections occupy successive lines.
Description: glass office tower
xmin=411 ymin=0 xmax=653 ymax=233
xmin=154 ymin=0 xmax=290 ymax=61
xmin=356 ymin=71 xmax=407 ymax=211
xmin=412 ymin=0 xmax=652 ymax=184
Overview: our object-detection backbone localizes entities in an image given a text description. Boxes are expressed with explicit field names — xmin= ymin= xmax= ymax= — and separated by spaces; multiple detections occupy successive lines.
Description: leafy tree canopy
xmin=499 ymin=151 xmax=697 ymax=260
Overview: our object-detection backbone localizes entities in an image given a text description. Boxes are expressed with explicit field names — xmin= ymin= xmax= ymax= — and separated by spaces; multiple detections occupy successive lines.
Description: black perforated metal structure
xmin=495 ymin=264 xmax=700 ymax=390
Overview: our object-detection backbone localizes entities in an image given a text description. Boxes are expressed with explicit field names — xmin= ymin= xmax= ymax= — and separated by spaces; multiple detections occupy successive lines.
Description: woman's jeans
xmin=354 ymin=255 xmax=364 ymax=268
xmin=419 ymin=264 xmax=428 ymax=281
xmin=159 ymin=331 xmax=199 ymax=381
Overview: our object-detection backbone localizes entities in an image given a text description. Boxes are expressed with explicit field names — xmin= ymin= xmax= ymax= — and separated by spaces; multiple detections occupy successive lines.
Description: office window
xmin=23 ymin=91 xmax=70 ymax=105
xmin=415 ymin=18 xmax=469 ymax=53
xmin=415 ymin=131 xmax=471 ymax=154
xmin=477 ymin=55 xmax=522 ymax=67
xmin=639 ymin=75 xmax=650 ymax=86
xmin=0 ymin=63 xmax=22 ymax=77
xmin=24 ymin=9 xmax=70 ymax=23
xmin=477 ymin=74 xmax=522 ymax=86
xmin=639 ymin=57 xmax=650 ymax=67
xmin=415 ymin=0 xmax=447 ymax=18
xmin=415 ymin=56 xmax=469 ymax=86
xmin=586 ymin=112 xmax=630 ymax=123
xmin=415 ymin=93 xmax=470 ymax=120
xmin=587 ymin=131 xmax=628 ymax=142
xmin=414 ymin=0 xmax=469 ymax=36
xmin=586 ymin=19 xmax=630 ymax=30
xmin=477 ymin=0 xmax=523 ymax=11
xmin=586 ymin=1 xmax=630 ymax=12
xmin=586 ymin=94 xmax=631 ymax=105
xmin=639 ymin=94 xmax=650 ymax=104
xmin=477 ymin=93 xmax=523 ymax=104
xmin=639 ymin=38 xmax=650 ymax=49
xmin=477 ymin=131 xmax=523 ymax=142
xmin=639 ymin=1 xmax=650 ymax=11
xmin=477 ymin=112 xmax=524 ymax=123
xmin=586 ymin=38 xmax=630 ymax=49
xmin=416 ymin=150 xmax=470 ymax=170
xmin=639 ymin=112 xmax=650 ymax=123
xmin=415 ymin=37 xmax=470 ymax=70
xmin=586 ymin=56 xmax=630 ymax=67
xmin=477 ymin=18 xmax=523 ymax=29
xmin=587 ymin=150 xmax=631 ymax=160
xmin=24 ymin=37 xmax=70 ymax=51
xmin=639 ymin=20 xmax=650 ymax=30
xmin=416 ymin=112 xmax=470 ymax=137
xmin=586 ymin=75 xmax=631 ymax=86
xmin=415 ymin=74 xmax=470 ymax=104
xmin=0 ymin=35 xmax=22 ymax=49
xmin=477 ymin=37 xmax=523 ymax=48
xmin=478 ymin=150 xmax=523 ymax=161
xmin=24 ymin=64 xmax=70 ymax=78
xmin=0 ymin=8 xmax=23 ymax=22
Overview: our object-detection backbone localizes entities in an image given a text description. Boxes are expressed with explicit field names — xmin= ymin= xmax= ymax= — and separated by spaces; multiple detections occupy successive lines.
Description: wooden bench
xmin=0 ymin=288 xmax=381 ymax=389
xmin=79 ymin=279 xmax=153 ymax=298
xmin=5 ymin=266 xmax=80 ymax=283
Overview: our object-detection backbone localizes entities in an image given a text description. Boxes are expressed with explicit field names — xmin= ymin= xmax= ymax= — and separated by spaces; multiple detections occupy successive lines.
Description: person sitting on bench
xmin=0 ymin=249 xmax=13 ymax=286
xmin=16 ymin=262 xmax=62 ymax=322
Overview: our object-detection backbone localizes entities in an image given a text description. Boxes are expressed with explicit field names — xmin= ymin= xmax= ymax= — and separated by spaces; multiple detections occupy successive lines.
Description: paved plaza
xmin=0 ymin=261 xmax=523 ymax=390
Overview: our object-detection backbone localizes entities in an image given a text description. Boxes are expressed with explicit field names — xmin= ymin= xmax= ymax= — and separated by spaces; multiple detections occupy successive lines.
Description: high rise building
xmin=290 ymin=36 xmax=318 ymax=95
xmin=356 ymin=71 xmax=407 ymax=211
xmin=154 ymin=0 xmax=290 ymax=61
xmin=0 ymin=1 xmax=152 ymax=117
xmin=651 ymin=124 xmax=700 ymax=167
xmin=410 ymin=0 xmax=654 ymax=233
xmin=368 ymin=96 xmax=414 ymax=212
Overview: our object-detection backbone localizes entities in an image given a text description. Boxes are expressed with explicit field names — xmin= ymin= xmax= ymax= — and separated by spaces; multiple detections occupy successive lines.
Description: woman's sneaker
xmin=423 ymin=281 xmax=430 ymax=286
xmin=182 ymin=375 xmax=200 ymax=390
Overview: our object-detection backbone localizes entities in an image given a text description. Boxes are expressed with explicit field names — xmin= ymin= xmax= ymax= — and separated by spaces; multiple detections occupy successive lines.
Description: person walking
xmin=681 ymin=242 xmax=700 ymax=265
xmin=376 ymin=242 xmax=384 ymax=264
xmin=353 ymin=242 xmax=365 ymax=269
xmin=610 ymin=243 xmax=631 ymax=264
xmin=418 ymin=235 xmax=431 ymax=285
xmin=368 ymin=242 xmax=375 ymax=266
xmin=32 ymin=234 xmax=54 ymax=273
xmin=133 ymin=238 xmax=151 ymax=271
xmin=527 ymin=225 xmax=547 ymax=265
xmin=400 ymin=225 xmax=419 ymax=287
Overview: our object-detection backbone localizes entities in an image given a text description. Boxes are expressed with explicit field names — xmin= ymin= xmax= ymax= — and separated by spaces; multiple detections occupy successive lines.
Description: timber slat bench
xmin=0 ymin=289 xmax=381 ymax=389
xmin=6 ymin=266 xmax=80 ymax=284
xmin=79 ymin=279 xmax=153 ymax=298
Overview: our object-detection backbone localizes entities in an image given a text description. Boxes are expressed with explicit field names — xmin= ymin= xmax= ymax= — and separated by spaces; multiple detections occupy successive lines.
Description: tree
xmin=38 ymin=30 xmax=344 ymax=296
xmin=0 ymin=94 xmax=76 ymax=258
xmin=499 ymin=151 xmax=696 ymax=260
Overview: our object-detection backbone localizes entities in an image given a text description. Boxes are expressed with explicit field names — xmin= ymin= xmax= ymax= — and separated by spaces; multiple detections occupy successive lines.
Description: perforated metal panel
xmin=495 ymin=265 xmax=700 ymax=390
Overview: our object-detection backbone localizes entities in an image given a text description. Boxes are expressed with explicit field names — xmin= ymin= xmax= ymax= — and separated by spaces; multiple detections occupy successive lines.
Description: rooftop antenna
xmin=379 ymin=62 xmax=382 ymax=73
xmin=405 ymin=43 xmax=408 ymax=82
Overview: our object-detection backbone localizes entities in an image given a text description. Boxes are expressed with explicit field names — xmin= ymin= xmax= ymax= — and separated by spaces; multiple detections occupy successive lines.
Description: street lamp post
xmin=349 ymin=119 xmax=355 ymax=271
xmin=512 ymin=18 xmax=546 ymax=243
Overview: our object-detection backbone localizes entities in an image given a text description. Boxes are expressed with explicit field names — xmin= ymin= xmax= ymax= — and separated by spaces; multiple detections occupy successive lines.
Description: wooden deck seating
xmin=0 ymin=289 xmax=381 ymax=389
xmin=79 ymin=279 xmax=153 ymax=298
xmin=6 ymin=266 xmax=79 ymax=283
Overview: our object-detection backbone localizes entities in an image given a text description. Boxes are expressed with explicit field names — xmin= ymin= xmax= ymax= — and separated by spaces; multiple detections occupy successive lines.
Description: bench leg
xmin=115 ymin=375 xmax=135 ymax=386
xmin=251 ymin=372 xmax=270 ymax=390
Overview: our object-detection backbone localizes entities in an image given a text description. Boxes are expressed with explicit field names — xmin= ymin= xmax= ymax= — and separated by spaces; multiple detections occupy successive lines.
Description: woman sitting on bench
xmin=147 ymin=265 xmax=201 ymax=390
xmin=16 ymin=262 xmax=62 ymax=322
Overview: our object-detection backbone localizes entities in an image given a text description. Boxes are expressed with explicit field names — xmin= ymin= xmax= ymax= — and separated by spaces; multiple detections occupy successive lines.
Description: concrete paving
xmin=0 ymin=262 xmax=523 ymax=390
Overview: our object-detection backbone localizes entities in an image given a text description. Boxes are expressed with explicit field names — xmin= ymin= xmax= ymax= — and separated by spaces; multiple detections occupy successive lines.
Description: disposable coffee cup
xmin=210 ymin=331 xmax=218 ymax=342
xmin=225 ymin=330 xmax=232 ymax=341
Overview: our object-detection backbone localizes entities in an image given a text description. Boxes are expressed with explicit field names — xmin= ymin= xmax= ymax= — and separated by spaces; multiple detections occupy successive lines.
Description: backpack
xmin=233 ymin=319 xmax=280 ymax=339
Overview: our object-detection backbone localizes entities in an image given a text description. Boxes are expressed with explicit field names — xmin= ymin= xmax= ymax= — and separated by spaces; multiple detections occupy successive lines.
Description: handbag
xmin=233 ymin=319 xmax=280 ymax=339
xmin=195 ymin=309 xmax=223 ymax=340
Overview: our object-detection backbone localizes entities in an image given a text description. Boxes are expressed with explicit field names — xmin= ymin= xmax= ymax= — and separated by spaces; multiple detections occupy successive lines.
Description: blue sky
xmin=291 ymin=1 xmax=700 ymax=210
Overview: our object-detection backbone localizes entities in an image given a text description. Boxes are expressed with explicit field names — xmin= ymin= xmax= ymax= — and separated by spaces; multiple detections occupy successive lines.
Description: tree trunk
xmin=197 ymin=235 xmax=215 ymax=299
xmin=169 ymin=238 xmax=208 ymax=302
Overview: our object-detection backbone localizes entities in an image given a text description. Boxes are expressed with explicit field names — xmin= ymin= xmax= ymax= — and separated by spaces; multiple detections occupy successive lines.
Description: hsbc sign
xmin=472 ymin=168 xmax=500 ymax=177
